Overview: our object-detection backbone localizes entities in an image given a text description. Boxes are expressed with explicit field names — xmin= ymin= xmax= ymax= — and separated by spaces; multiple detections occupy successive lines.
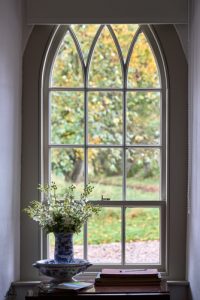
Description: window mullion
xmin=121 ymin=206 xmax=126 ymax=265
xmin=84 ymin=63 xmax=88 ymax=260
xmin=121 ymin=53 xmax=127 ymax=265
xmin=123 ymin=93 xmax=127 ymax=202
xmin=160 ymin=202 xmax=166 ymax=271
xmin=47 ymin=92 xmax=51 ymax=185
xmin=161 ymin=90 xmax=167 ymax=201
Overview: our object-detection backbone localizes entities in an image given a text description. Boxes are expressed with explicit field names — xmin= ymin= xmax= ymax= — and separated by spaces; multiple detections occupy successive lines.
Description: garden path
xmin=50 ymin=240 xmax=159 ymax=264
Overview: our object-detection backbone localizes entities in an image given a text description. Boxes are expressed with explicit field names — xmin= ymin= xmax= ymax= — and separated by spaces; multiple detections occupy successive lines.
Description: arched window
xmin=42 ymin=24 xmax=167 ymax=269
xmin=21 ymin=24 xmax=187 ymax=280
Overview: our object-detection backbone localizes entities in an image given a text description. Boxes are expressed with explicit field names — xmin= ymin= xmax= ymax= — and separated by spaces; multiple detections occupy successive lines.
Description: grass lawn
xmin=52 ymin=174 xmax=160 ymax=201
xmin=49 ymin=207 xmax=159 ymax=246
xmin=49 ymin=175 xmax=160 ymax=247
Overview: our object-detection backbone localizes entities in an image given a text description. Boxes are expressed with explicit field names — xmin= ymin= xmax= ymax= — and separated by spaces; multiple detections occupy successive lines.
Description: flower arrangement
xmin=24 ymin=182 xmax=100 ymax=234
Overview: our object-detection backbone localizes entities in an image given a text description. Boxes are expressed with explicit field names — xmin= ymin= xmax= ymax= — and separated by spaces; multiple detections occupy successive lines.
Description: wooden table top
xmin=25 ymin=282 xmax=170 ymax=299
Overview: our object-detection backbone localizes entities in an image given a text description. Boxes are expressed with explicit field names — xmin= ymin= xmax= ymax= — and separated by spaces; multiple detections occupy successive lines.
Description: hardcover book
xmin=101 ymin=269 xmax=159 ymax=278
xmin=56 ymin=281 xmax=93 ymax=291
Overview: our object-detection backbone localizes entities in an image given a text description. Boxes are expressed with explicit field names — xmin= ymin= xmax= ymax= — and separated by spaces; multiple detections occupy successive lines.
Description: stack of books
xmin=95 ymin=268 xmax=161 ymax=286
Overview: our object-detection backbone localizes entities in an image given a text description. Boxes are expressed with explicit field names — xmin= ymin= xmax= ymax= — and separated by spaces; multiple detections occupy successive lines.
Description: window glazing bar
xmin=48 ymin=144 xmax=163 ymax=148
xmin=69 ymin=26 xmax=85 ymax=70
xmin=125 ymin=27 xmax=141 ymax=66
xmin=86 ymin=25 xmax=104 ymax=78
xmin=90 ymin=200 xmax=166 ymax=206
xmin=49 ymin=87 xmax=162 ymax=92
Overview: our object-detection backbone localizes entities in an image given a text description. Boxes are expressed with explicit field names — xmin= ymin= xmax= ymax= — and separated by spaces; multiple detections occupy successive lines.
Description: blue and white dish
xmin=33 ymin=258 xmax=92 ymax=283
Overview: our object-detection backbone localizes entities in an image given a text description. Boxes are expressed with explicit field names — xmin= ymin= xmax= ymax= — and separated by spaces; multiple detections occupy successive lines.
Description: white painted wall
xmin=188 ymin=0 xmax=200 ymax=300
xmin=26 ymin=0 xmax=188 ymax=24
xmin=0 ymin=0 xmax=23 ymax=298
xmin=0 ymin=0 xmax=190 ymax=298
xmin=175 ymin=24 xmax=188 ymax=59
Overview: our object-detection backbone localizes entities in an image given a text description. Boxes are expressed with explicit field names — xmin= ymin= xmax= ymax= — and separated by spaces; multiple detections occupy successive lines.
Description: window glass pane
xmin=51 ymin=31 xmax=83 ymax=87
xmin=126 ymin=148 xmax=160 ymax=200
xmin=128 ymin=32 xmax=160 ymax=88
xmin=89 ymin=26 xmax=122 ymax=88
xmin=71 ymin=24 xmax=99 ymax=63
xmin=50 ymin=148 xmax=84 ymax=198
xmin=88 ymin=207 xmax=121 ymax=263
xmin=88 ymin=148 xmax=122 ymax=200
xmin=112 ymin=24 xmax=139 ymax=62
xmin=48 ymin=230 xmax=84 ymax=259
xmin=127 ymin=92 xmax=160 ymax=145
xmin=50 ymin=91 xmax=84 ymax=145
xmin=125 ymin=207 xmax=160 ymax=264
xmin=88 ymin=92 xmax=122 ymax=145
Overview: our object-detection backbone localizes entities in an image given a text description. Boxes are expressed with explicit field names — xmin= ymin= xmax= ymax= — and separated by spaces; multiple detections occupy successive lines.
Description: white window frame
xmin=41 ymin=24 xmax=168 ymax=271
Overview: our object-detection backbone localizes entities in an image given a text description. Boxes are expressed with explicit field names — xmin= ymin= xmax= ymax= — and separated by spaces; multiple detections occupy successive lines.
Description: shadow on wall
xmin=5 ymin=283 xmax=16 ymax=300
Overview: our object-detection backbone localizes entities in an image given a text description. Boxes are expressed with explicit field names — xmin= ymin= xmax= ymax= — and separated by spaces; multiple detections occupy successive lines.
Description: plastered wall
xmin=188 ymin=0 xmax=200 ymax=299
xmin=0 ymin=0 xmax=23 ymax=298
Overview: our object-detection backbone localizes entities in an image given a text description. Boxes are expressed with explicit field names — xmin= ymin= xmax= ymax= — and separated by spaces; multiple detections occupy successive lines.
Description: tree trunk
xmin=71 ymin=159 xmax=84 ymax=183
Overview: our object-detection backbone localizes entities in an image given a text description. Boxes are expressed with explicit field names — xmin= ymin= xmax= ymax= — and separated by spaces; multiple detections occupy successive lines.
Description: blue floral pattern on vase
xmin=54 ymin=232 xmax=74 ymax=263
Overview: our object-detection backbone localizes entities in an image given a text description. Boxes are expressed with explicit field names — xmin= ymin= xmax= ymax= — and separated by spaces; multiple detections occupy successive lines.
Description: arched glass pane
xmin=112 ymin=24 xmax=139 ymax=62
xmin=127 ymin=92 xmax=160 ymax=145
xmin=88 ymin=91 xmax=123 ymax=145
xmin=89 ymin=26 xmax=122 ymax=88
xmin=51 ymin=32 xmax=83 ymax=87
xmin=128 ymin=32 xmax=160 ymax=88
xmin=71 ymin=24 xmax=99 ymax=63
xmin=50 ymin=91 xmax=84 ymax=145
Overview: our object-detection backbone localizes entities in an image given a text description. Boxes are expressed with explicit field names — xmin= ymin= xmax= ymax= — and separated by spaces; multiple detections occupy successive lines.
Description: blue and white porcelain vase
xmin=54 ymin=232 xmax=74 ymax=263
xmin=33 ymin=231 xmax=92 ymax=282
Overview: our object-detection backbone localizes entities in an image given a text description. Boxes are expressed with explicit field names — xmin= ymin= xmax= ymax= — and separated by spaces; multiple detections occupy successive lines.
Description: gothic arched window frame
xmin=41 ymin=24 xmax=168 ymax=271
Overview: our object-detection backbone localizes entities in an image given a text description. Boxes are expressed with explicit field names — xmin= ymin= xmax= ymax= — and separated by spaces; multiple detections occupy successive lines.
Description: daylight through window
xmin=43 ymin=24 xmax=167 ymax=268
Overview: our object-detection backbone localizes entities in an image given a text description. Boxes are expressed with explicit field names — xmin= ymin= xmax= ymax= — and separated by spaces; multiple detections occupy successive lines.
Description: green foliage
xmin=88 ymin=26 xmax=122 ymax=88
xmin=50 ymin=92 xmax=84 ymax=145
xmin=88 ymin=92 xmax=123 ymax=145
xmin=49 ymin=24 xmax=161 ymax=193
xmin=24 ymin=183 xmax=100 ymax=234
xmin=51 ymin=32 xmax=83 ymax=87
xmin=128 ymin=33 xmax=160 ymax=88
xmin=127 ymin=92 xmax=160 ymax=145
